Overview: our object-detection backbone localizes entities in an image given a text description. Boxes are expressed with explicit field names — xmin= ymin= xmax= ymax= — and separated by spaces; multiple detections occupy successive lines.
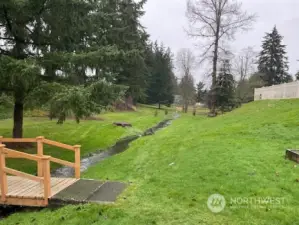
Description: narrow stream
xmin=52 ymin=118 xmax=174 ymax=177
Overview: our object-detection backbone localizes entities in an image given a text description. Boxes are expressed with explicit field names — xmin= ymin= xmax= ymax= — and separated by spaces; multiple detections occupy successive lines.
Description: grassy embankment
xmin=2 ymin=100 xmax=299 ymax=224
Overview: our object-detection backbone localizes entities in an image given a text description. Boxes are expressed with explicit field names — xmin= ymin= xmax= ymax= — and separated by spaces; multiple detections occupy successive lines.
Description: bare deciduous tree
xmin=186 ymin=0 xmax=256 ymax=113
xmin=177 ymin=49 xmax=196 ymax=113
xmin=179 ymin=74 xmax=196 ymax=113
xmin=176 ymin=48 xmax=196 ymax=77
xmin=233 ymin=47 xmax=257 ymax=81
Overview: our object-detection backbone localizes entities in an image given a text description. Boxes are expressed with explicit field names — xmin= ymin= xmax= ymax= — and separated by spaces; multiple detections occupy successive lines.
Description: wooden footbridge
xmin=0 ymin=136 xmax=81 ymax=207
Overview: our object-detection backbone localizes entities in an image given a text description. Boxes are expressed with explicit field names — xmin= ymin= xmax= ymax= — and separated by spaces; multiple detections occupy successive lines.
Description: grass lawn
xmin=3 ymin=99 xmax=299 ymax=224
xmin=0 ymin=106 xmax=169 ymax=174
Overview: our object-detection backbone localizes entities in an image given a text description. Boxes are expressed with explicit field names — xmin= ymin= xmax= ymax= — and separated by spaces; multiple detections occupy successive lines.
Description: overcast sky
xmin=141 ymin=0 xmax=299 ymax=82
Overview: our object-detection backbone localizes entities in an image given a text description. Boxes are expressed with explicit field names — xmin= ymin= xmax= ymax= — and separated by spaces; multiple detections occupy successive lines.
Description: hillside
xmin=3 ymin=99 xmax=299 ymax=225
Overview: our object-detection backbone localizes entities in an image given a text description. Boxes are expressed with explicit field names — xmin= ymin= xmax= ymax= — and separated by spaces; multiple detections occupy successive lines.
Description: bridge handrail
xmin=0 ymin=145 xmax=51 ymax=204
xmin=0 ymin=136 xmax=81 ymax=179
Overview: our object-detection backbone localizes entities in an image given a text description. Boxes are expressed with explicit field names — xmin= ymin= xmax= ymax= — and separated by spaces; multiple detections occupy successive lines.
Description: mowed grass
xmin=3 ymin=99 xmax=299 ymax=224
xmin=0 ymin=106 xmax=169 ymax=174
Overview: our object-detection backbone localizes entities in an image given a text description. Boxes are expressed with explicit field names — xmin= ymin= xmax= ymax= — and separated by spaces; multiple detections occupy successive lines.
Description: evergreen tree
xmin=0 ymin=0 xmax=129 ymax=138
xmin=146 ymin=43 xmax=175 ymax=108
xmin=96 ymin=0 xmax=149 ymax=101
xmin=215 ymin=59 xmax=236 ymax=112
xmin=258 ymin=26 xmax=291 ymax=86
xmin=196 ymin=81 xmax=207 ymax=103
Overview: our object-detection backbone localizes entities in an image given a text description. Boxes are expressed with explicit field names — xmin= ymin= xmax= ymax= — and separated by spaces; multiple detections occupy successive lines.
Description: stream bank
xmin=52 ymin=118 xmax=175 ymax=177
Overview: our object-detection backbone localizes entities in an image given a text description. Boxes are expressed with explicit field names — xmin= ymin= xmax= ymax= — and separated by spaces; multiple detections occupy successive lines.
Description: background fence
xmin=254 ymin=81 xmax=299 ymax=101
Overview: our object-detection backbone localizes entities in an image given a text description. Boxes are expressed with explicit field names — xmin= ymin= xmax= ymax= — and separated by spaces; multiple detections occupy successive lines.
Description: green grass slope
xmin=3 ymin=99 xmax=299 ymax=225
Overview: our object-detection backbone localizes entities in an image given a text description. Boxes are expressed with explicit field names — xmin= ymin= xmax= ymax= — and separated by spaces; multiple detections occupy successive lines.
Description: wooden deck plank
xmin=7 ymin=177 xmax=23 ymax=189
xmin=7 ymin=178 xmax=35 ymax=197
xmin=7 ymin=176 xmax=23 ymax=185
xmin=21 ymin=183 xmax=45 ymax=199
xmin=7 ymin=177 xmax=22 ymax=185
xmin=16 ymin=181 xmax=43 ymax=198
xmin=7 ymin=178 xmax=38 ymax=195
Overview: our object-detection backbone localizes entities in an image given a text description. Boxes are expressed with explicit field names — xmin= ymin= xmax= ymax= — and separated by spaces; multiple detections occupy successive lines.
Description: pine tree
xmin=215 ymin=59 xmax=236 ymax=112
xmin=258 ymin=26 xmax=291 ymax=86
xmin=96 ymin=0 xmax=149 ymax=102
xmin=146 ymin=43 xmax=175 ymax=108
xmin=196 ymin=82 xmax=207 ymax=103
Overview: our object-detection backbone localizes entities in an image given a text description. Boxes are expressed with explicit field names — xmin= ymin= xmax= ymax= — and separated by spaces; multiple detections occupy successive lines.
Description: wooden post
xmin=36 ymin=136 xmax=44 ymax=177
xmin=74 ymin=145 xmax=81 ymax=179
xmin=0 ymin=136 xmax=2 ymax=144
xmin=42 ymin=156 xmax=51 ymax=205
xmin=0 ymin=144 xmax=7 ymax=202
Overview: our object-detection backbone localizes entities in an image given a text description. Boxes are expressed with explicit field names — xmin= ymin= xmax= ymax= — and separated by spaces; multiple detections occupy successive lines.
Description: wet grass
xmin=2 ymin=99 xmax=299 ymax=224
xmin=0 ymin=106 xmax=169 ymax=174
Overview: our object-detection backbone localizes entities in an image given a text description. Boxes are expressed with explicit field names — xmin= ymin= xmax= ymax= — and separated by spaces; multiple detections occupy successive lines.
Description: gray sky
xmin=141 ymin=0 xmax=299 ymax=82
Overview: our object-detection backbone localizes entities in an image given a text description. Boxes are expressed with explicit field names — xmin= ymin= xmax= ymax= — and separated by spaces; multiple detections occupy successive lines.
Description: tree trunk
xmin=158 ymin=103 xmax=161 ymax=109
xmin=184 ymin=103 xmax=188 ymax=113
xmin=211 ymin=24 xmax=220 ymax=114
xmin=13 ymin=101 xmax=24 ymax=138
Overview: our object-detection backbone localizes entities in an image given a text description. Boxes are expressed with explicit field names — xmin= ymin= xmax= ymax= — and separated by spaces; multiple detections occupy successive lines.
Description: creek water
xmin=52 ymin=118 xmax=174 ymax=177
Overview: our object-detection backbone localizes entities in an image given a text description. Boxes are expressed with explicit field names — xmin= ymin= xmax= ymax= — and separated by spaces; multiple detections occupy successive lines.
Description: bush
xmin=0 ymin=94 xmax=13 ymax=119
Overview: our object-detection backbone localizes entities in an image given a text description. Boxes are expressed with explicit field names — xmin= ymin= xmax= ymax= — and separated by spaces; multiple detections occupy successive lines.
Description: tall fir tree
xmin=96 ymin=0 xmax=149 ymax=102
xmin=196 ymin=81 xmax=207 ymax=103
xmin=215 ymin=59 xmax=236 ymax=112
xmin=258 ymin=26 xmax=291 ymax=86
xmin=146 ymin=42 xmax=175 ymax=108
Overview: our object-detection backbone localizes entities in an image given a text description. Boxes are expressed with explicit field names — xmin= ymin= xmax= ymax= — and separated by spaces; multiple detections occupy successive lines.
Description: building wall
xmin=254 ymin=81 xmax=299 ymax=101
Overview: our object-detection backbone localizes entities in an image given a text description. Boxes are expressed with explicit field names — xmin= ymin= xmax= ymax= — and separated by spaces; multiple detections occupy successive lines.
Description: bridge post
xmin=74 ymin=145 xmax=81 ymax=179
xmin=36 ymin=136 xmax=45 ymax=177
xmin=42 ymin=156 xmax=51 ymax=205
xmin=0 ymin=144 xmax=7 ymax=202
